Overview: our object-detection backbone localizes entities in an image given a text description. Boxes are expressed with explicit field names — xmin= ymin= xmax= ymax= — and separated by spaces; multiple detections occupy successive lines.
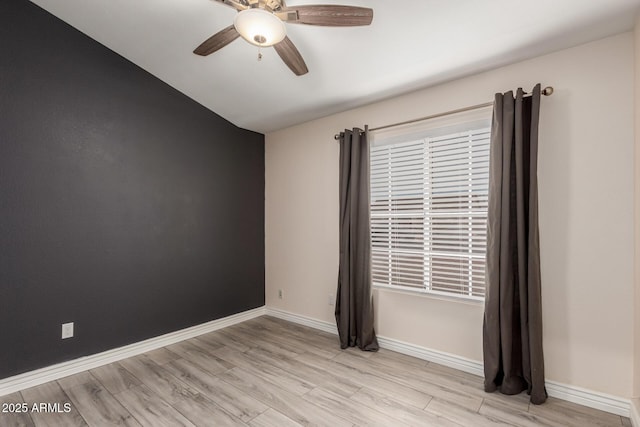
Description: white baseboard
xmin=265 ymin=307 xmax=631 ymax=418
xmin=0 ymin=306 xmax=266 ymax=397
xmin=265 ymin=307 xmax=338 ymax=335
xmin=545 ymin=381 xmax=630 ymax=417
xmin=376 ymin=335 xmax=485 ymax=377
xmin=630 ymin=398 xmax=640 ymax=427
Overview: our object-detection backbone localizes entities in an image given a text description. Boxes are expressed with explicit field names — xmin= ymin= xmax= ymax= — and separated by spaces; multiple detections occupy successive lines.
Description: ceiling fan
xmin=194 ymin=0 xmax=374 ymax=76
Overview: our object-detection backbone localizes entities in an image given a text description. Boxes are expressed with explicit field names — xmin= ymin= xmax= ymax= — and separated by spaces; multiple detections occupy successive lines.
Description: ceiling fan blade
xmin=194 ymin=25 xmax=241 ymax=56
xmin=274 ymin=36 xmax=308 ymax=76
xmin=283 ymin=5 xmax=373 ymax=26
xmin=211 ymin=0 xmax=248 ymax=11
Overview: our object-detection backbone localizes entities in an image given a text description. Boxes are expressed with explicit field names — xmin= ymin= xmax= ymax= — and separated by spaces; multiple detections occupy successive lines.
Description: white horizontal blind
xmin=370 ymin=113 xmax=490 ymax=300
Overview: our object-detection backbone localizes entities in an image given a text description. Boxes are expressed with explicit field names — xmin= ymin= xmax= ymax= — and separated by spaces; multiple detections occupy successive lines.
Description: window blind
xmin=370 ymin=111 xmax=490 ymax=299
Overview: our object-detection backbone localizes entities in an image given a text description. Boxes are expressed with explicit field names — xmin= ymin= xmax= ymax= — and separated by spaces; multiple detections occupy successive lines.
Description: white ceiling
xmin=30 ymin=0 xmax=640 ymax=133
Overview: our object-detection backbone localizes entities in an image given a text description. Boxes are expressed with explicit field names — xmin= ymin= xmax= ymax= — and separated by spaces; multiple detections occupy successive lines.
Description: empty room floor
xmin=0 ymin=316 xmax=631 ymax=426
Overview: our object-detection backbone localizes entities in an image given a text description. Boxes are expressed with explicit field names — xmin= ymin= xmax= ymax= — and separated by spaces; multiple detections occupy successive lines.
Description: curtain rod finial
xmin=542 ymin=86 xmax=554 ymax=96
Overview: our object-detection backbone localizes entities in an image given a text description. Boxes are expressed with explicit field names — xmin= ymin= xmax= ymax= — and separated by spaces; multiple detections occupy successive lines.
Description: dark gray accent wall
xmin=0 ymin=0 xmax=265 ymax=379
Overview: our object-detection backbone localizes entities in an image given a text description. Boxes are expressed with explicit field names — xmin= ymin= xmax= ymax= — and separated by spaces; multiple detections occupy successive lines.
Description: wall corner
xmin=633 ymin=11 xmax=640 ymax=403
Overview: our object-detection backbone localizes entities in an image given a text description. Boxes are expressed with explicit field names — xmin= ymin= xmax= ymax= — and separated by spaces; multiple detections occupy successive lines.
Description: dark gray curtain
xmin=483 ymin=84 xmax=547 ymax=404
xmin=335 ymin=127 xmax=379 ymax=351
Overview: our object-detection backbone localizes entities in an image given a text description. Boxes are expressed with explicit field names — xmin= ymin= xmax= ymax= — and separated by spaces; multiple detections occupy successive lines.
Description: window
xmin=370 ymin=107 xmax=491 ymax=300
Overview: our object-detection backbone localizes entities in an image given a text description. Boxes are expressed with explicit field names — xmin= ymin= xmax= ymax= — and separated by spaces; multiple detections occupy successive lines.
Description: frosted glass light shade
xmin=234 ymin=9 xmax=286 ymax=47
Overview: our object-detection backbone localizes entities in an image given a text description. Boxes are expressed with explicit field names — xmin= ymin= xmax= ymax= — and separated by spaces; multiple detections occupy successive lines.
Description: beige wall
xmin=266 ymin=33 xmax=635 ymax=398
xmin=634 ymin=14 xmax=640 ymax=400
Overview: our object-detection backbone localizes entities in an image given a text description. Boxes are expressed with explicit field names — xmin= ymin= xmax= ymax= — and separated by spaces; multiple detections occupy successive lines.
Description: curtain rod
xmin=334 ymin=86 xmax=554 ymax=140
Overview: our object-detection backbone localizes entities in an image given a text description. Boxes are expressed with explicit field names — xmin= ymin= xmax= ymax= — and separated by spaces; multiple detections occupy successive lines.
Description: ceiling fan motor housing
xmin=234 ymin=8 xmax=286 ymax=46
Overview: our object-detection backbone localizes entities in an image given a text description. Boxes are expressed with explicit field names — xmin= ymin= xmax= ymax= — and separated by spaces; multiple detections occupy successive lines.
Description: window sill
xmin=373 ymin=283 xmax=485 ymax=307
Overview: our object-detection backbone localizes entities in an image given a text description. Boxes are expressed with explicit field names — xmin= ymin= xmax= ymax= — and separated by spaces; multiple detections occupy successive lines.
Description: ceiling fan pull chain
xmin=257 ymin=45 xmax=263 ymax=61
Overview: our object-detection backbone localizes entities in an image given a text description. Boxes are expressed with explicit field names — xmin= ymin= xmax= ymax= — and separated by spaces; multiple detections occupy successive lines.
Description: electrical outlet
xmin=61 ymin=322 xmax=74 ymax=339
xmin=328 ymin=294 xmax=335 ymax=306
xmin=278 ymin=289 xmax=283 ymax=299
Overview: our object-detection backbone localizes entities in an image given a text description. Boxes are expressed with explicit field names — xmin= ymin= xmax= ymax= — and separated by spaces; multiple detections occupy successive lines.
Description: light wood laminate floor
xmin=0 ymin=316 xmax=632 ymax=426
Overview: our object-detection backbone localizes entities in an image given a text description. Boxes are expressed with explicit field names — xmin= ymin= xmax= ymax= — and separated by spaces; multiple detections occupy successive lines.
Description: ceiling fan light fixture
xmin=233 ymin=8 xmax=286 ymax=47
